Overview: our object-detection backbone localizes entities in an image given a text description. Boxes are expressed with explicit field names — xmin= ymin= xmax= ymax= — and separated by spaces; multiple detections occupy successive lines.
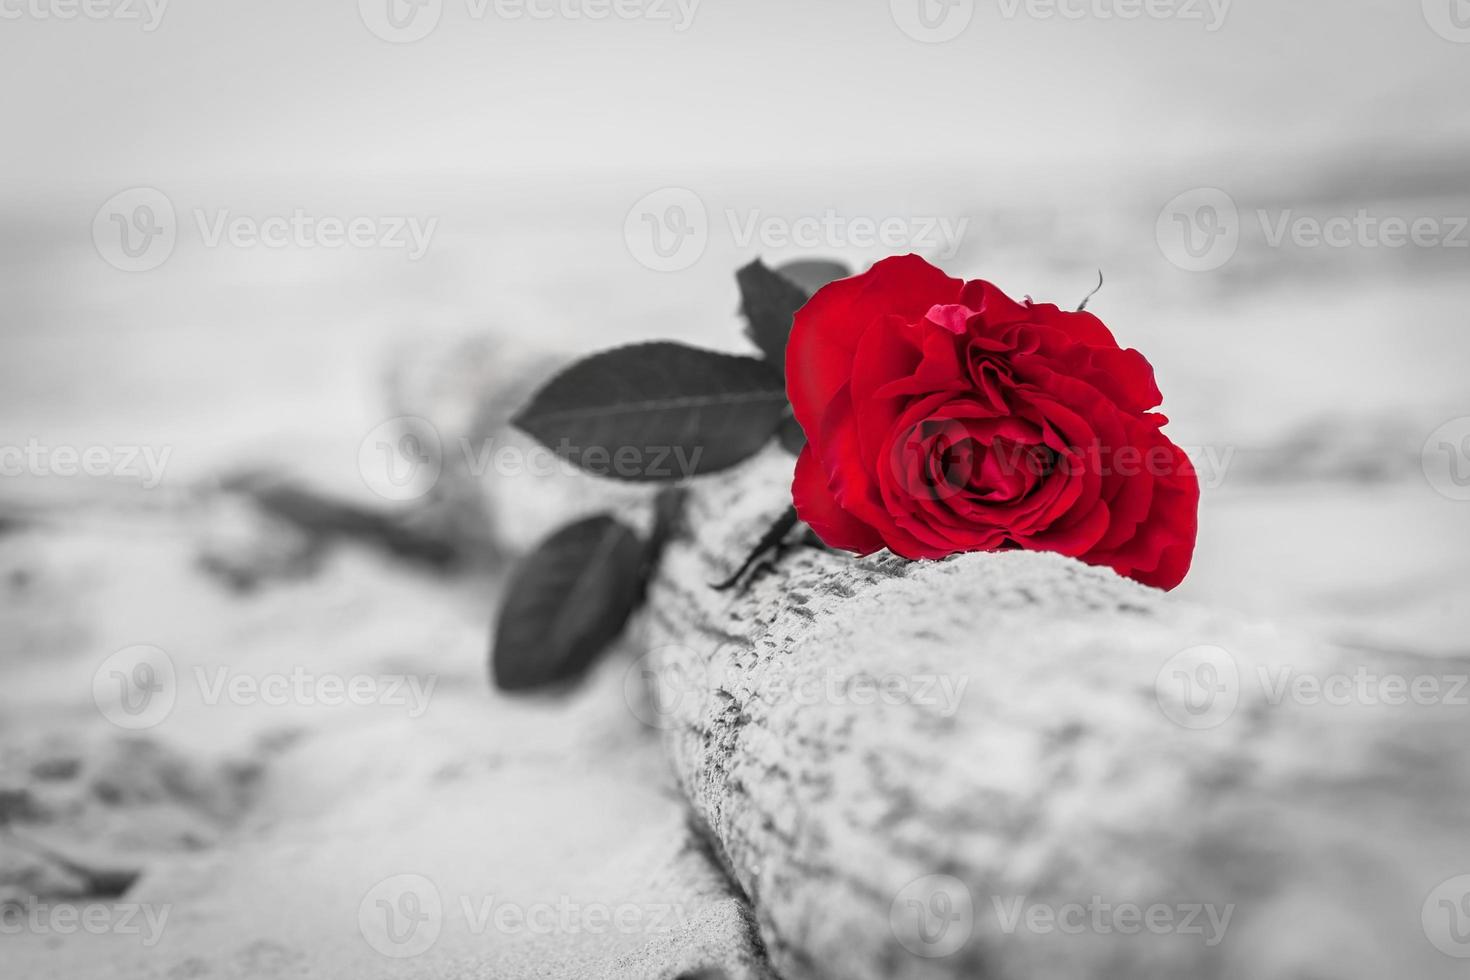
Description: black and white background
xmin=2 ymin=2 xmax=1468 ymax=977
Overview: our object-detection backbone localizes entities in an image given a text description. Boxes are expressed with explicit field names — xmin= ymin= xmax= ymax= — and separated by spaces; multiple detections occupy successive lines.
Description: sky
xmin=1 ymin=0 xmax=1466 ymax=199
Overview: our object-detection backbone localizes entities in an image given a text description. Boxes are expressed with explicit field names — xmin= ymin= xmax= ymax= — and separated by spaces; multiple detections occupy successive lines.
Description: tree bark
xmin=640 ymin=450 xmax=1470 ymax=980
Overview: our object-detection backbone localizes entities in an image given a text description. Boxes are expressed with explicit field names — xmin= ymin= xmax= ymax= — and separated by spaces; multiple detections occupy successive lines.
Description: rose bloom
xmin=786 ymin=254 xmax=1199 ymax=590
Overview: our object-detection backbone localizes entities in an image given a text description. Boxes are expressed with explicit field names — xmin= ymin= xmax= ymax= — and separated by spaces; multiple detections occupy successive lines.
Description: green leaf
xmin=491 ymin=515 xmax=646 ymax=692
xmin=512 ymin=342 xmax=787 ymax=482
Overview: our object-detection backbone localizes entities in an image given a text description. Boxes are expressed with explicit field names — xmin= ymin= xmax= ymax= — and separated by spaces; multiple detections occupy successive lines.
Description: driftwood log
xmin=401 ymin=336 xmax=1469 ymax=978
xmin=638 ymin=450 xmax=1470 ymax=980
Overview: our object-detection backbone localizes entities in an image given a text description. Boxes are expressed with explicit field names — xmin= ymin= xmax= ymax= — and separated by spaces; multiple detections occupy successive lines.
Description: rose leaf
xmin=774 ymin=258 xmax=851 ymax=296
xmin=512 ymin=342 xmax=787 ymax=482
xmin=737 ymin=259 xmax=816 ymax=366
xmin=491 ymin=515 xmax=646 ymax=692
xmin=775 ymin=413 xmax=806 ymax=456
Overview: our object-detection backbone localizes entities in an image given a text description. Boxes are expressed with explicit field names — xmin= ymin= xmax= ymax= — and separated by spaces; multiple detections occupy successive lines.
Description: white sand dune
xmin=0 ymin=508 xmax=769 ymax=978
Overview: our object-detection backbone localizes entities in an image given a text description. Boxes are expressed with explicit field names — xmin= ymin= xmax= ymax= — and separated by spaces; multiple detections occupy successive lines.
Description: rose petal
xmin=791 ymin=443 xmax=884 ymax=555
xmin=786 ymin=254 xmax=963 ymax=438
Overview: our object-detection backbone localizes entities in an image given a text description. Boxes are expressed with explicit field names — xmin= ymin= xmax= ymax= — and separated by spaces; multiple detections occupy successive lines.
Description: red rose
xmin=786 ymin=254 xmax=1199 ymax=590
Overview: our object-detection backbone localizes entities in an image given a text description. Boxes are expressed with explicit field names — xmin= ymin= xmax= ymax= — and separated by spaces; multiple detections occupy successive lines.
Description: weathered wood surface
xmin=401 ymin=336 xmax=1470 ymax=978
xmin=640 ymin=450 xmax=1470 ymax=980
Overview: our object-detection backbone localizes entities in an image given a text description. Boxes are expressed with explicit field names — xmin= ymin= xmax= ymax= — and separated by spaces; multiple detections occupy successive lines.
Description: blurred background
xmin=2 ymin=0 xmax=1468 ymax=975
xmin=3 ymin=0 xmax=1468 ymax=639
